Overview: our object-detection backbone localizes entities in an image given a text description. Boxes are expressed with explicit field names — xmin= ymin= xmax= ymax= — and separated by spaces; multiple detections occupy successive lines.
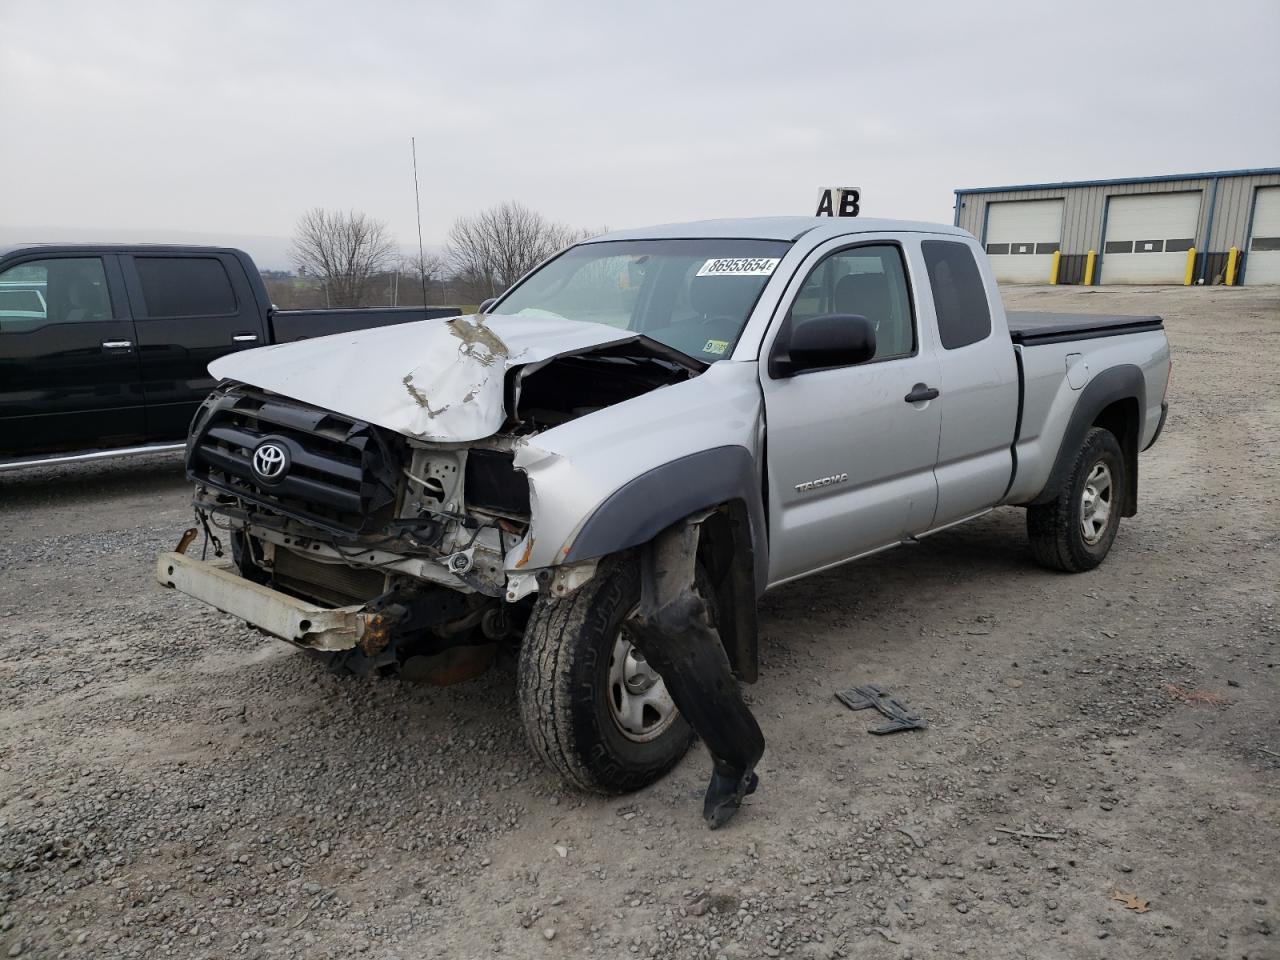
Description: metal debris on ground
xmin=835 ymin=683 xmax=927 ymax=734
xmin=1158 ymin=681 xmax=1227 ymax=706
xmin=995 ymin=827 xmax=1062 ymax=841
xmin=1111 ymin=890 xmax=1151 ymax=913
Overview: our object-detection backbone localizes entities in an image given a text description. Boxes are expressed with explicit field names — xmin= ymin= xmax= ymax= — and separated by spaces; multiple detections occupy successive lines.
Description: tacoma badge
xmin=795 ymin=472 xmax=848 ymax=493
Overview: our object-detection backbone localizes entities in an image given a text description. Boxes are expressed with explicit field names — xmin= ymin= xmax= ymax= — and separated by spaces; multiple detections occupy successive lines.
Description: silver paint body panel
xmin=1003 ymin=328 xmax=1170 ymax=504
xmin=199 ymin=217 xmax=1170 ymax=596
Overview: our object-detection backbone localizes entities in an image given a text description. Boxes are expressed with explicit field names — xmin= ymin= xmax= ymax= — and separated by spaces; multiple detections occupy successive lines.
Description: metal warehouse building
xmin=953 ymin=167 xmax=1280 ymax=286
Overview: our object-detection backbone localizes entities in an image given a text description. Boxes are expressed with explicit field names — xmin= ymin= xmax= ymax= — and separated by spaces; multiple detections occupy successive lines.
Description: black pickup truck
xmin=0 ymin=244 xmax=459 ymax=469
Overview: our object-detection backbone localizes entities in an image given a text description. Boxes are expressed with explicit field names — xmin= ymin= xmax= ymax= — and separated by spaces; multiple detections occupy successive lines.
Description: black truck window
xmin=0 ymin=258 xmax=112 ymax=333
xmin=922 ymin=240 xmax=992 ymax=350
xmin=135 ymin=257 xmax=237 ymax=318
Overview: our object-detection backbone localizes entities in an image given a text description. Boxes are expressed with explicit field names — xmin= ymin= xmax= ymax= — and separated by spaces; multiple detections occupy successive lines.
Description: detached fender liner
xmin=1027 ymin=364 xmax=1145 ymax=514
xmin=563 ymin=445 xmax=768 ymax=597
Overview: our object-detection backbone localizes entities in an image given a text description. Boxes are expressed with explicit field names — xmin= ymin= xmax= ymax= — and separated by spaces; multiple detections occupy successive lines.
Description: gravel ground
xmin=1 ymin=285 xmax=1276 ymax=960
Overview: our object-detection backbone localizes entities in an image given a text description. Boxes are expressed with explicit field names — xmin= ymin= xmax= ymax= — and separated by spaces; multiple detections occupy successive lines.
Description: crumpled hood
xmin=208 ymin=313 xmax=641 ymax=442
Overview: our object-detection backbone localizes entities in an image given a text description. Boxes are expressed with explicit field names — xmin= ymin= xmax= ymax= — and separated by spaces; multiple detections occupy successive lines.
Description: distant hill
xmin=0 ymin=226 xmax=297 ymax=271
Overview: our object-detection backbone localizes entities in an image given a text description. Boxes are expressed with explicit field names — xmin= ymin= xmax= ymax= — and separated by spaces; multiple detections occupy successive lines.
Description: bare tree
xmin=291 ymin=208 xmax=398 ymax=308
xmin=401 ymin=250 xmax=446 ymax=284
xmin=446 ymin=201 xmax=590 ymax=299
xmin=396 ymin=250 xmax=447 ymax=306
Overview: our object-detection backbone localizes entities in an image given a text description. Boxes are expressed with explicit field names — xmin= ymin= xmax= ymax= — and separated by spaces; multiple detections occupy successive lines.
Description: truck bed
xmin=271 ymin=306 xmax=462 ymax=343
xmin=1007 ymin=311 xmax=1163 ymax=346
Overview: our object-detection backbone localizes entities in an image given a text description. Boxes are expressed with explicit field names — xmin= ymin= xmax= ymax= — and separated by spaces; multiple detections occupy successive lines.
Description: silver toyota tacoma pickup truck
xmin=158 ymin=216 xmax=1171 ymax=799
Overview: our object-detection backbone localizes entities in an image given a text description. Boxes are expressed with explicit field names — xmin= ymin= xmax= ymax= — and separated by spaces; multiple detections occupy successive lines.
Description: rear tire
xmin=1027 ymin=426 xmax=1125 ymax=572
xmin=517 ymin=556 xmax=695 ymax=794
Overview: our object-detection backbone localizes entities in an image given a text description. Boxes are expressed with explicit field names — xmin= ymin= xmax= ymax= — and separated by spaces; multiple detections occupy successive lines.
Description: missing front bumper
xmin=155 ymin=551 xmax=379 ymax=651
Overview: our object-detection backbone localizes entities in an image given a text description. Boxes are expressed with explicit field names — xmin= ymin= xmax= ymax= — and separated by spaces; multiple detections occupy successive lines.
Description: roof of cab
xmin=0 ymin=243 xmax=247 ymax=261
xmin=587 ymin=216 xmax=973 ymax=244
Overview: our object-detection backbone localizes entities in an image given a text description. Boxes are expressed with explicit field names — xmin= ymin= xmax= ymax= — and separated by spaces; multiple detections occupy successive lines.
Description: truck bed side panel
xmin=270 ymin=306 xmax=461 ymax=342
xmin=1004 ymin=329 xmax=1169 ymax=505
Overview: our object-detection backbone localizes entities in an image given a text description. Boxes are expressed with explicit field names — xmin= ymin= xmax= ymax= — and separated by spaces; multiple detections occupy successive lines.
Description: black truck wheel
xmin=1027 ymin=426 xmax=1125 ymax=572
xmin=517 ymin=557 xmax=695 ymax=794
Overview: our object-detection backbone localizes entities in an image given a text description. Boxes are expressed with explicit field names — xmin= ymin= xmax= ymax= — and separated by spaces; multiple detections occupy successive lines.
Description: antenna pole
xmin=411 ymin=136 xmax=429 ymax=309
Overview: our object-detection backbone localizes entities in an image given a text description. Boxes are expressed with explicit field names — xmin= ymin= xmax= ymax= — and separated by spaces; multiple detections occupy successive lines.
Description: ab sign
xmin=815 ymin=188 xmax=861 ymax=218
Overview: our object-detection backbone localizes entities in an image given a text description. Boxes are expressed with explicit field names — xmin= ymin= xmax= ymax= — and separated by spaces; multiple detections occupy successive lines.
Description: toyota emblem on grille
xmin=252 ymin=441 xmax=290 ymax=483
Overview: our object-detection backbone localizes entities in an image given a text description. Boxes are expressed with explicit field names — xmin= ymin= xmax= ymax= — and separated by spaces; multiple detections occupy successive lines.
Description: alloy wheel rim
xmin=1080 ymin=461 xmax=1113 ymax=545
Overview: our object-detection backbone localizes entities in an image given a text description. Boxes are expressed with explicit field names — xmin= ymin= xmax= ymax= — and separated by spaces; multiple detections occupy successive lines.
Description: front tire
xmin=517 ymin=556 xmax=695 ymax=794
xmin=1027 ymin=426 xmax=1125 ymax=572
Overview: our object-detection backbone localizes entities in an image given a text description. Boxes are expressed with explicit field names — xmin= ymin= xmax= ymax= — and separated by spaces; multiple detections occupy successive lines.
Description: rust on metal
xmin=401 ymin=642 xmax=497 ymax=685
xmin=514 ymin=536 xmax=537 ymax=569
xmin=175 ymin=527 xmax=199 ymax=555
xmin=358 ymin=613 xmax=393 ymax=657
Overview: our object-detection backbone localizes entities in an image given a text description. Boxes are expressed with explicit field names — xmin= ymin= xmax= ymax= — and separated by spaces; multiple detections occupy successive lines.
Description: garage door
xmin=984 ymin=200 xmax=1064 ymax=283
xmin=1245 ymin=186 xmax=1280 ymax=285
xmin=1101 ymin=192 xmax=1201 ymax=284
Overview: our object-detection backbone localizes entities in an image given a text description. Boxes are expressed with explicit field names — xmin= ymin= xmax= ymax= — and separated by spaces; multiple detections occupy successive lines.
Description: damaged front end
xmin=170 ymin=315 xmax=702 ymax=678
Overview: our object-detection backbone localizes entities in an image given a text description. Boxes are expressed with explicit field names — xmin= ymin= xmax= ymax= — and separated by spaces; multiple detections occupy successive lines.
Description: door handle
xmin=232 ymin=333 xmax=259 ymax=343
xmin=101 ymin=339 xmax=133 ymax=350
xmin=904 ymin=383 xmax=940 ymax=404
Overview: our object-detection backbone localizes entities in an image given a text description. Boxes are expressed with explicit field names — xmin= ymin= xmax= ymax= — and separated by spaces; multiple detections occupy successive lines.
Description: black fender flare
xmin=563 ymin=445 xmax=769 ymax=598
xmin=1028 ymin=363 xmax=1145 ymax=513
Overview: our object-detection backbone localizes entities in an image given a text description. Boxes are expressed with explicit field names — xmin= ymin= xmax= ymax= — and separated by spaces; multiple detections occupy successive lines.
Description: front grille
xmin=188 ymin=384 xmax=402 ymax=535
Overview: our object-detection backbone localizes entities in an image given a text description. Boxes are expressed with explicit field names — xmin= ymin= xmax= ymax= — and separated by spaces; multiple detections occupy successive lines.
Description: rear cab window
xmin=135 ymin=257 xmax=237 ymax=318
xmin=921 ymin=240 xmax=992 ymax=349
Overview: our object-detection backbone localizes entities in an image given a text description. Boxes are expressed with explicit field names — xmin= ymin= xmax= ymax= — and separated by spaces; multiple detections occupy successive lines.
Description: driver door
xmin=760 ymin=240 xmax=942 ymax=585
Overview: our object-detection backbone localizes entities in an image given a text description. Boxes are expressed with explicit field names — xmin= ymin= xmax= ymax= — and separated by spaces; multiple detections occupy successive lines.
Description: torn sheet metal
xmin=505 ymin=361 xmax=765 ymax=574
xmin=208 ymin=313 xmax=636 ymax=443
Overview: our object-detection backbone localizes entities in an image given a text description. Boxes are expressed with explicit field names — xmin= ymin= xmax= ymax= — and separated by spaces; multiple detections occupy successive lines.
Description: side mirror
xmin=477 ymin=297 xmax=498 ymax=314
xmin=770 ymin=314 xmax=876 ymax=377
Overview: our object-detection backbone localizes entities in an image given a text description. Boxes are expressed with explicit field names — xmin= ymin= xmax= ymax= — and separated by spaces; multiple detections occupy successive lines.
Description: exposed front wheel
xmin=1027 ymin=426 xmax=1125 ymax=572
xmin=517 ymin=557 xmax=695 ymax=794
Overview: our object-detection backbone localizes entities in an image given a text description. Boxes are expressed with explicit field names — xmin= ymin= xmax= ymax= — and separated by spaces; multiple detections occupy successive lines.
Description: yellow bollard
xmin=1226 ymin=246 xmax=1239 ymax=286
xmin=1084 ymin=249 xmax=1096 ymax=286
xmin=1049 ymin=250 xmax=1061 ymax=285
xmin=1184 ymin=247 xmax=1196 ymax=286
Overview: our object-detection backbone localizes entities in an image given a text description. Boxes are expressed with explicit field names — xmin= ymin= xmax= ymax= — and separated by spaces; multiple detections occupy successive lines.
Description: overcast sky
xmin=3 ymin=0 xmax=1278 ymax=268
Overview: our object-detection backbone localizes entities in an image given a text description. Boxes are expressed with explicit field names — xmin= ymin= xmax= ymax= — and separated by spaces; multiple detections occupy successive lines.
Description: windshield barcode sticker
xmin=696 ymin=257 xmax=780 ymax=277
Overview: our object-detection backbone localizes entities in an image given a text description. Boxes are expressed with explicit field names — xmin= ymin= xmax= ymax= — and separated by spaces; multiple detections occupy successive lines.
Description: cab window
xmin=922 ymin=240 xmax=992 ymax=349
xmin=0 ymin=258 xmax=112 ymax=333
xmin=787 ymin=244 xmax=915 ymax=361
xmin=135 ymin=257 xmax=237 ymax=318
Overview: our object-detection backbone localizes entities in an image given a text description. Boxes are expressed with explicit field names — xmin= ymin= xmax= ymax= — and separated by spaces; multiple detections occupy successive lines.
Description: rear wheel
xmin=517 ymin=556 xmax=696 ymax=794
xmin=1027 ymin=426 xmax=1125 ymax=572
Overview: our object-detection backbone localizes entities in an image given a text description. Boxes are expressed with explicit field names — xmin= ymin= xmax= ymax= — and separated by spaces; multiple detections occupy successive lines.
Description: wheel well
xmin=1092 ymin=398 xmax=1140 ymax=517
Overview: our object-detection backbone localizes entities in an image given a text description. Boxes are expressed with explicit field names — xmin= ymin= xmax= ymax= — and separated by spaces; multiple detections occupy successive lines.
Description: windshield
xmin=493 ymin=238 xmax=792 ymax=362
